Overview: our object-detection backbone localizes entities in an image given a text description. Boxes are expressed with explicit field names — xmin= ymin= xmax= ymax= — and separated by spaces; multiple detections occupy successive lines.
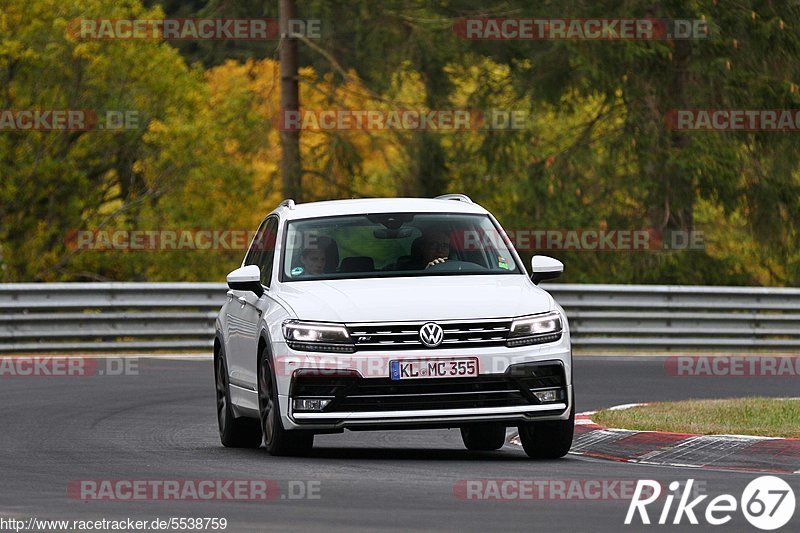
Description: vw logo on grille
xmin=419 ymin=322 xmax=444 ymax=348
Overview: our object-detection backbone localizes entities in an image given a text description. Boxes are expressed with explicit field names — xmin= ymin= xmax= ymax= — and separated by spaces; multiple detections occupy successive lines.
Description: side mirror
xmin=530 ymin=255 xmax=563 ymax=285
xmin=227 ymin=265 xmax=264 ymax=297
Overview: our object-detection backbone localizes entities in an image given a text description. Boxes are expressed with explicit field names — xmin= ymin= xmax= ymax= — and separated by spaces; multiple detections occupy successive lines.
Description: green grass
xmin=592 ymin=398 xmax=800 ymax=438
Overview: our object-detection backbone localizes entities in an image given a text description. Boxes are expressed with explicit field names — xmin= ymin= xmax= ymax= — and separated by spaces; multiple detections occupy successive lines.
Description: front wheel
xmin=258 ymin=347 xmax=314 ymax=456
xmin=517 ymin=397 xmax=574 ymax=459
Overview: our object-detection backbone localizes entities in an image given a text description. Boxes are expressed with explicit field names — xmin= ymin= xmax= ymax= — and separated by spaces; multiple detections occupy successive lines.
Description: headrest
xmin=339 ymin=256 xmax=375 ymax=273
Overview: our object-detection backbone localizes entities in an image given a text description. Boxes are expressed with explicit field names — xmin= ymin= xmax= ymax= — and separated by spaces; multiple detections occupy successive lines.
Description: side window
xmin=258 ymin=217 xmax=279 ymax=287
xmin=244 ymin=220 xmax=267 ymax=268
xmin=244 ymin=217 xmax=279 ymax=287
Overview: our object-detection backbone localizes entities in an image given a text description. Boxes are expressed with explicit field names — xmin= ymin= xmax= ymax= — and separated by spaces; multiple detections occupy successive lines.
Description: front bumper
xmin=273 ymin=340 xmax=572 ymax=430
xmin=291 ymin=400 xmax=571 ymax=430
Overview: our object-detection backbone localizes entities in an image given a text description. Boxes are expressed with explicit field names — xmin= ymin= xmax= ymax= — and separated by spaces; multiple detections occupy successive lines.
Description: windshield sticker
xmin=497 ymin=256 xmax=509 ymax=269
xmin=291 ymin=266 xmax=304 ymax=276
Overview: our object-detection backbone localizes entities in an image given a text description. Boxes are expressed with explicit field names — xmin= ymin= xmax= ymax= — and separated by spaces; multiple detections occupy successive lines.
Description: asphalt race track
xmin=0 ymin=356 xmax=797 ymax=532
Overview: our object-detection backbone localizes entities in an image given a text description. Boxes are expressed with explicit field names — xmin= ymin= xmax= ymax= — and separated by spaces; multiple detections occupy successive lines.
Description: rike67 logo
xmin=626 ymin=477 xmax=796 ymax=530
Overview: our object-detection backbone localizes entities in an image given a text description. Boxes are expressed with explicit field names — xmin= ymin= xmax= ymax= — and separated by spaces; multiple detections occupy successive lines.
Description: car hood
xmin=274 ymin=275 xmax=554 ymax=323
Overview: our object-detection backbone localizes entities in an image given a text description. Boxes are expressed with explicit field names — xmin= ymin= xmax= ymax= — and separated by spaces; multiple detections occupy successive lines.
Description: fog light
xmin=532 ymin=390 xmax=563 ymax=403
xmin=293 ymin=398 xmax=332 ymax=411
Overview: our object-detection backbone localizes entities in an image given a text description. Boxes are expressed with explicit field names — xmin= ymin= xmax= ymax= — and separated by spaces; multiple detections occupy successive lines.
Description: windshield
xmin=281 ymin=212 xmax=521 ymax=281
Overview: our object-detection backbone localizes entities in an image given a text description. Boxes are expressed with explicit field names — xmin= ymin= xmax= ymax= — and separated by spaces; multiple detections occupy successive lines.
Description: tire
xmin=258 ymin=346 xmax=314 ymax=456
xmin=215 ymin=350 xmax=262 ymax=448
xmin=517 ymin=395 xmax=575 ymax=459
xmin=460 ymin=423 xmax=507 ymax=451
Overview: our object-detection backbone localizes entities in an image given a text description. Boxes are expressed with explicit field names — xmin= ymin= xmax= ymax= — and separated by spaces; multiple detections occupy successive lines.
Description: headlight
xmin=507 ymin=312 xmax=563 ymax=347
xmin=282 ymin=320 xmax=355 ymax=353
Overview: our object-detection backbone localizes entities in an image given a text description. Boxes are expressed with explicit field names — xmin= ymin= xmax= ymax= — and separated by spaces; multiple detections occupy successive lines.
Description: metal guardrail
xmin=550 ymin=284 xmax=800 ymax=351
xmin=0 ymin=283 xmax=220 ymax=352
xmin=1 ymin=283 xmax=799 ymax=353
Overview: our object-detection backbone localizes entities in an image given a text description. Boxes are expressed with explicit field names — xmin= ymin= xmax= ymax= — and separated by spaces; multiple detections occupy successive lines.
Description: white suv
xmin=214 ymin=195 xmax=573 ymax=458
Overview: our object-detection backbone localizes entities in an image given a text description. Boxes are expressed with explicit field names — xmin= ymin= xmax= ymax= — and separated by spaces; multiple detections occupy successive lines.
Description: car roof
xmin=273 ymin=197 xmax=489 ymax=220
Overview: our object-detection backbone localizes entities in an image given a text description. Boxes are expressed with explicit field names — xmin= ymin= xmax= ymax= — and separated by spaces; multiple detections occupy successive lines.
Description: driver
xmin=420 ymin=230 xmax=451 ymax=269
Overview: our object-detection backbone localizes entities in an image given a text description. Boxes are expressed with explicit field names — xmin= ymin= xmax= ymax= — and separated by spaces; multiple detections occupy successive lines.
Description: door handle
xmin=237 ymin=296 xmax=247 ymax=305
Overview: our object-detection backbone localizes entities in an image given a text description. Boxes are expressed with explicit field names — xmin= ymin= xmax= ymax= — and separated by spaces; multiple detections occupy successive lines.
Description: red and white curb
xmin=511 ymin=403 xmax=800 ymax=475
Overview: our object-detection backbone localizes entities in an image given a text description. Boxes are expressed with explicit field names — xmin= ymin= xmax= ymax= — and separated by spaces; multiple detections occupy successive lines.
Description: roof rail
xmin=279 ymin=199 xmax=296 ymax=210
xmin=434 ymin=193 xmax=473 ymax=204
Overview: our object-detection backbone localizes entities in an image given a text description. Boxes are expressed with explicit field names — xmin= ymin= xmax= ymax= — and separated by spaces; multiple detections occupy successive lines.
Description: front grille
xmin=290 ymin=361 xmax=566 ymax=414
xmin=347 ymin=318 xmax=512 ymax=351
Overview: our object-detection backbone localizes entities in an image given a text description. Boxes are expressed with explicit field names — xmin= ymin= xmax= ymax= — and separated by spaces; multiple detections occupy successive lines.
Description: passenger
xmin=299 ymin=247 xmax=326 ymax=275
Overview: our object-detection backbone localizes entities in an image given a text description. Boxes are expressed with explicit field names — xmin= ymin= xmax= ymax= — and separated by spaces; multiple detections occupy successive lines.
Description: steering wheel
xmin=425 ymin=260 xmax=487 ymax=272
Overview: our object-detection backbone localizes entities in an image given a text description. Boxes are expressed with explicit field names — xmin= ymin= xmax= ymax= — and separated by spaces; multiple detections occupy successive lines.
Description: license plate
xmin=390 ymin=358 xmax=479 ymax=380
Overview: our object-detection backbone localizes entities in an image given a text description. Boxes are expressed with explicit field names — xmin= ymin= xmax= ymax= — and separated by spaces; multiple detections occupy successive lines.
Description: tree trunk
xmin=279 ymin=0 xmax=302 ymax=201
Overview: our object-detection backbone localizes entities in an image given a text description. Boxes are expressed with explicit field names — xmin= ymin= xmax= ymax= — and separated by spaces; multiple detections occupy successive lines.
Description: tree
xmin=0 ymin=0 xmax=202 ymax=281
xmin=279 ymin=0 xmax=302 ymax=201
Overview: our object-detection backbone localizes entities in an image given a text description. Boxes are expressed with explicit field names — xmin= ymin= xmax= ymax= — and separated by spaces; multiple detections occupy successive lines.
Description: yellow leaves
xmin=207 ymin=60 xmax=257 ymax=94
xmin=164 ymin=56 xmax=403 ymax=205
xmin=445 ymin=57 xmax=517 ymax=107
xmin=223 ymin=139 xmax=240 ymax=156
xmin=389 ymin=66 xmax=426 ymax=106
xmin=97 ymin=180 xmax=122 ymax=215
xmin=694 ymin=198 xmax=782 ymax=285
xmin=71 ymin=41 xmax=99 ymax=60
xmin=247 ymin=59 xmax=281 ymax=104
xmin=143 ymin=118 xmax=170 ymax=138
